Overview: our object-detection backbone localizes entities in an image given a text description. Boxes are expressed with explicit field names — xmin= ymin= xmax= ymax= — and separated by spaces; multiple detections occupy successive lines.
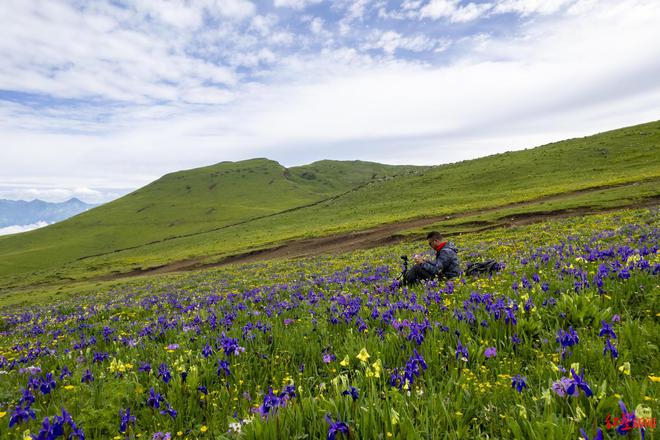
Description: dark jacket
xmin=420 ymin=241 xmax=460 ymax=279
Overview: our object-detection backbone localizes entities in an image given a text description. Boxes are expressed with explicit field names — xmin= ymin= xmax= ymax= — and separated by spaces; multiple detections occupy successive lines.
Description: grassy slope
xmin=0 ymin=159 xmax=423 ymax=280
xmin=77 ymin=119 xmax=660 ymax=274
xmin=1 ymin=120 xmax=659 ymax=289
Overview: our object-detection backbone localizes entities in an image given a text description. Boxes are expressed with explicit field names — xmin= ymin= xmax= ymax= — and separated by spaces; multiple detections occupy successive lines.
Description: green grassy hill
xmin=0 ymin=159 xmax=423 ymax=282
xmin=1 ymin=120 xmax=659 ymax=291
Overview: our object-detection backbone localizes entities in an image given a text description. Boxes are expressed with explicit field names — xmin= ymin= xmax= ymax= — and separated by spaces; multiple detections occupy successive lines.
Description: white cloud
xmin=0 ymin=0 xmax=238 ymax=106
xmin=362 ymin=31 xmax=439 ymax=55
xmin=0 ymin=184 xmax=130 ymax=203
xmin=1 ymin=0 xmax=659 ymax=197
xmin=417 ymin=0 xmax=577 ymax=21
xmin=345 ymin=0 xmax=372 ymax=21
xmin=0 ymin=221 xmax=50 ymax=236
xmin=273 ymin=0 xmax=322 ymax=9
xmin=492 ymin=0 xmax=574 ymax=16
xmin=270 ymin=31 xmax=296 ymax=45
xmin=213 ymin=0 xmax=257 ymax=19
xmin=250 ymin=14 xmax=278 ymax=35
xmin=310 ymin=17 xmax=324 ymax=34
xmin=419 ymin=0 xmax=493 ymax=22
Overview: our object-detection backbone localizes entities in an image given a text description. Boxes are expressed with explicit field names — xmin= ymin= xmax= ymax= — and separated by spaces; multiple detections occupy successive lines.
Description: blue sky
xmin=1 ymin=0 xmax=660 ymax=203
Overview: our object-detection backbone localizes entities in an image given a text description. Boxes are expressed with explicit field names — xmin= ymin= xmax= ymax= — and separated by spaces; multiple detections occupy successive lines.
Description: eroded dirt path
xmin=97 ymin=183 xmax=660 ymax=281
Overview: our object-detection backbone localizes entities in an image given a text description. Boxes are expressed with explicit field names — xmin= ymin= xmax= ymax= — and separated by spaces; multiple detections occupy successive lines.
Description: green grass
xmin=1 ymin=120 xmax=659 ymax=291
xmin=0 ymin=160 xmax=423 ymax=285
xmin=0 ymin=208 xmax=658 ymax=439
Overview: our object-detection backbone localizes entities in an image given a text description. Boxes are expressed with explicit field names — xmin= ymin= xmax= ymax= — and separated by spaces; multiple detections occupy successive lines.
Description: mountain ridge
xmin=0 ymin=197 xmax=95 ymax=228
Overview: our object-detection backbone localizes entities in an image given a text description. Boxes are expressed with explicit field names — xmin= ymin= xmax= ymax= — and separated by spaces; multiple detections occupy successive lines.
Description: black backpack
xmin=464 ymin=260 xmax=504 ymax=277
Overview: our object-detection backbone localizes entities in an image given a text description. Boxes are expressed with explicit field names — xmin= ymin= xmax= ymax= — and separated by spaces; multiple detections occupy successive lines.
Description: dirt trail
xmin=96 ymin=183 xmax=660 ymax=281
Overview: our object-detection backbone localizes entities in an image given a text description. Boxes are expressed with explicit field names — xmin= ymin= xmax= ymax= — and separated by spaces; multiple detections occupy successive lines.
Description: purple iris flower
xmin=599 ymin=320 xmax=617 ymax=339
xmin=410 ymin=349 xmax=428 ymax=371
xmin=40 ymin=372 xmax=56 ymax=395
xmin=323 ymin=353 xmax=336 ymax=364
xmin=615 ymin=400 xmax=636 ymax=436
xmin=579 ymin=427 xmax=604 ymax=440
xmin=197 ymin=386 xmax=208 ymax=395
xmin=59 ymin=365 xmax=72 ymax=381
xmin=9 ymin=404 xmax=36 ymax=428
xmin=35 ymin=416 xmax=57 ymax=440
xmin=511 ymin=375 xmax=528 ymax=393
xmin=157 ymin=363 xmax=172 ymax=384
xmin=202 ymin=343 xmax=213 ymax=358
xmin=254 ymin=387 xmax=284 ymax=418
xmin=138 ymin=362 xmax=151 ymax=373
xmin=504 ymin=308 xmax=517 ymax=326
xmin=219 ymin=333 xmax=245 ymax=356
xmin=81 ymin=369 xmax=94 ymax=383
xmin=34 ymin=408 xmax=84 ymax=440
xmin=280 ymin=384 xmax=296 ymax=402
xmin=119 ymin=408 xmax=136 ymax=433
xmin=551 ymin=377 xmax=578 ymax=397
xmin=147 ymin=388 xmax=163 ymax=408
xmin=325 ymin=414 xmax=350 ymax=440
xmin=342 ymin=386 xmax=359 ymax=401
xmin=484 ymin=347 xmax=497 ymax=358
xmin=556 ymin=326 xmax=579 ymax=348
xmin=603 ymin=339 xmax=618 ymax=359
xmin=19 ymin=387 xmax=35 ymax=406
xmin=567 ymin=368 xmax=593 ymax=397
xmin=456 ymin=339 xmax=469 ymax=361
xmin=217 ymin=359 xmax=231 ymax=377
xmin=160 ymin=402 xmax=177 ymax=419
xmin=92 ymin=352 xmax=109 ymax=363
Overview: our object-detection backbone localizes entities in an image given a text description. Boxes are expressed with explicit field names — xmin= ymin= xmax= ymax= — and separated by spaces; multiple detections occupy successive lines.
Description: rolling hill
xmin=0 ymin=120 xmax=659 ymax=291
xmin=0 ymin=159 xmax=424 ymax=284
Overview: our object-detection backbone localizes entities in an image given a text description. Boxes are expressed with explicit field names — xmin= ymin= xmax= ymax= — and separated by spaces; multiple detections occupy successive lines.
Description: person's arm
xmin=420 ymin=254 xmax=442 ymax=274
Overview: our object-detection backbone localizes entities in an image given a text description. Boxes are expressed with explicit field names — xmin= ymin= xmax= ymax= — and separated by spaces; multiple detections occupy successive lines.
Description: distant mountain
xmin=0 ymin=198 xmax=95 ymax=228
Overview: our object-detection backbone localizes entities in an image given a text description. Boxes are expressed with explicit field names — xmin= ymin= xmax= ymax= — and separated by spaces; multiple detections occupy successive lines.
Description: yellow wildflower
xmin=391 ymin=408 xmax=400 ymax=425
xmin=340 ymin=355 xmax=350 ymax=367
xmin=200 ymin=425 xmax=208 ymax=433
xmin=370 ymin=359 xmax=382 ymax=378
xmin=356 ymin=348 xmax=370 ymax=363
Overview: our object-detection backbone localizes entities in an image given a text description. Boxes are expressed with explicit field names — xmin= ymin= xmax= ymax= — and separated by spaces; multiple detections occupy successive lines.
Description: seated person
xmin=404 ymin=231 xmax=460 ymax=285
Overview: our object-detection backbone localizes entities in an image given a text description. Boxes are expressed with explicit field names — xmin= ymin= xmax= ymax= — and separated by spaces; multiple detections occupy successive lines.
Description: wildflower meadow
xmin=1 ymin=208 xmax=658 ymax=439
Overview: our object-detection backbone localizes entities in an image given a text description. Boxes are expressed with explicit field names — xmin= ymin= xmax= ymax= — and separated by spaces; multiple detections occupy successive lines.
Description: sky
xmin=1 ymin=0 xmax=660 ymax=204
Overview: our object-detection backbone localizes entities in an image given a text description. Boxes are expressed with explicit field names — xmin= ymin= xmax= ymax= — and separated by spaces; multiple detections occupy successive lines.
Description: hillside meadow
xmin=0 ymin=120 xmax=659 ymax=292
xmin=0 ymin=208 xmax=658 ymax=439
